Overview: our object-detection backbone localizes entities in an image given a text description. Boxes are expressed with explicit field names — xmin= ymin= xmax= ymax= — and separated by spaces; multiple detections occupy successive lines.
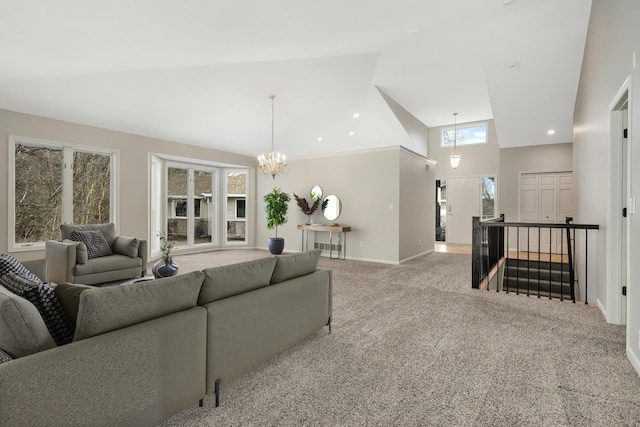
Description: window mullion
xmin=62 ymin=147 xmax=74 ymax=224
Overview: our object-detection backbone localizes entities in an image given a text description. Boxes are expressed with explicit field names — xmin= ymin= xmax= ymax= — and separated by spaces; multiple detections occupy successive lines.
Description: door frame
xmin=606 ymin=75 xmax=631 ymax=326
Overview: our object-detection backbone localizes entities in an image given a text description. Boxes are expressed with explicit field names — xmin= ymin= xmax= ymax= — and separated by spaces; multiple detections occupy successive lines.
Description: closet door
xmin=519 ymin=172 xmax=572 ymax=254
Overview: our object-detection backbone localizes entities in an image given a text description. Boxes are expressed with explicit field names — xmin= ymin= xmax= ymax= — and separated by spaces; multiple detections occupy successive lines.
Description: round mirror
xmin=322 ymin=195 xmax=342 ymax=221
xmin=310 ymin=185 xmax=323 ymax=201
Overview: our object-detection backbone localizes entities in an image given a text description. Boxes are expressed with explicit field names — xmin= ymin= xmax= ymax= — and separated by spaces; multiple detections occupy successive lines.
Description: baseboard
xmin=399 ymin=249 xmax=434 ymax=264
xmin=596 ymin=298 xmax=608 ymax=321
xmin=627 ymin=347 xmax=640 ymax=377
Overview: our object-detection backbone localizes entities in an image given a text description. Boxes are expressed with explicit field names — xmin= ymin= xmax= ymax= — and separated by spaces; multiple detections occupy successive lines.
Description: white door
xmin=447 ymin=177 xmax=480 ymax=245
xmin=520 ymin=172 xmax=573 ymax=254
xmin=538 ymin=174 xmax=558 ymax=253
xmin=521 ymin=174 xmax=539 ymax=252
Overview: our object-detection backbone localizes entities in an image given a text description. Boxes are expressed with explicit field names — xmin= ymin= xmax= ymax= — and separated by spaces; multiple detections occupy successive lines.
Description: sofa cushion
xmin=199 ymin=257 xmax=277 ymax=305
xmin=0 ymin=273 xmax=74 ymax=346
xmin=54 ymin=282 xmax=93 ymax=325
xmin=0 ymin=254 xmax=42 ymax=284
xmin=71 ymin=230 xmax=113 ymax=259
xmin=0 ymin=348 xmax=12 ymax=364
xmin=63 ymin=239 xmax=88 ymax=264
xmin=270 ymin=249 xmax=322 ymax=284
xmin=0 ymin=285 xmax=56 ymax=358
xmin=73 ymin=270 xmax=205 ymax=341
xmin=113 ymin=236 xmax=140 ymax=258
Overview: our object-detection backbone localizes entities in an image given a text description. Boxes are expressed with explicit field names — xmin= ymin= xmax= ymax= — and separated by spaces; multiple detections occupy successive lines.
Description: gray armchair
xmin=45 ymin=223 xmax=147 ymax=285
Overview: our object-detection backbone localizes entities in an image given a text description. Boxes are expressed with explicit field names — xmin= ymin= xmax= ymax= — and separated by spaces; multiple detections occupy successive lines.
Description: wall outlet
xmin=359 ymin=241 xmax=364 ymax=248
xmin=633 ymin=51 xmax=637 ymax=71
xmin=419 ymin=238 xmax=422 ymax=245
xmin=388 ymin=203 xmax=394 ymax=211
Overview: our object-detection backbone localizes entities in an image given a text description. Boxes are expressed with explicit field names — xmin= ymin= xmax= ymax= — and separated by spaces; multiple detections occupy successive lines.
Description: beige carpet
xmin=161 ymin=249 xmax=640 ymax=426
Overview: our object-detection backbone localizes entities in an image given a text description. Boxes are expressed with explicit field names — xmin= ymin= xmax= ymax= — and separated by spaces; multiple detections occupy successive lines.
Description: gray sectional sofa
xmin=0 ymin=250 xmax=331 ymax=427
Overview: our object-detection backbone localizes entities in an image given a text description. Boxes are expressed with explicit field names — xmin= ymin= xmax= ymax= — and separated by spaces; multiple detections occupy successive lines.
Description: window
xmin=481 ymin=176 xmax=496 ymax=220
xmin=175 ymin=200 xmax=187 ymax=217
xmin=236 ymin=200 xmax=246 ymax=219
xmin=441 ymin=122 xmax=488 ymax=147
xmin=10 ymin=136 xmax=115 ymax=249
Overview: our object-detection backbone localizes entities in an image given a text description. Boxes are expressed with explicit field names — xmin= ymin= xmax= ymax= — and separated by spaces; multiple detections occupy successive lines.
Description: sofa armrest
xmin=21 ymin=259 xmax=47 ymax=283
xmin=45 ymin=240 xmax=77 ymax=284
xmin=137 ymin=239 xmax=148 ymax=276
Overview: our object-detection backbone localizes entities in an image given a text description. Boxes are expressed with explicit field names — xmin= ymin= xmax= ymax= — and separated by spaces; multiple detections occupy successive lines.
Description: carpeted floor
xmin=161 ymin=249 xmax=640 ymax=426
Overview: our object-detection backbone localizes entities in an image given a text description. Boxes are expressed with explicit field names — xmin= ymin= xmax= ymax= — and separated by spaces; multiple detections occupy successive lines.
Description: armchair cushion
xmin=61 ymin=223 xmax=117 ymax=247
xmin=0 ymin=273 xmax=74 ymax=346
xmin=113 ymin=236 xmax=140 ymax=258
xmin=71 ymin=230 xmax=113 ymax=259
xmin=54 ymin=282 xmax=93 ymax=325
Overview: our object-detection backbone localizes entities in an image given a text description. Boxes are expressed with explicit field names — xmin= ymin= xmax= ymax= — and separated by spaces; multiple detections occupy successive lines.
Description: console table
xmin=297 ymin=224 xmax=351 ymax=260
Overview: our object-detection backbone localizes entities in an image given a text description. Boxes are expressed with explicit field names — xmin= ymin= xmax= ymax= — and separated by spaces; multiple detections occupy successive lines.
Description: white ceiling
xmin=0 ymin=0 xmax=592 ymax=159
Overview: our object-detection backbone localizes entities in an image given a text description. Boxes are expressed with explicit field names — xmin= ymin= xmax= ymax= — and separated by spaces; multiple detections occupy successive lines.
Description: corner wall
xmin=573 ymin=0 xmax=640 ymax=372
xmin=256 ymin=147 xmax=435 ymax=264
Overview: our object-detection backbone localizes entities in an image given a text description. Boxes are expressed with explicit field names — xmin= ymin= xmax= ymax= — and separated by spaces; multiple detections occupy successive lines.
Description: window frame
xmin=440 ymin=121 xmax=489 ymax=147
xmin=8 ymin=135 xmax=117 ymax=252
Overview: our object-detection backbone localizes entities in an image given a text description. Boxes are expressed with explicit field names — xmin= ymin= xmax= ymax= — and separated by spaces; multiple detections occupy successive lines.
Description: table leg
xmin=329 ymin=231 xmax=333 ymax=259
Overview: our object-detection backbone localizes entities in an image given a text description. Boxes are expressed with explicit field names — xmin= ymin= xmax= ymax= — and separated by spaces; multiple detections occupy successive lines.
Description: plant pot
xmin=152 ymin=257 xmax=179 ymax=279
xmin=268 ymin=238 xmax=285 ymax=255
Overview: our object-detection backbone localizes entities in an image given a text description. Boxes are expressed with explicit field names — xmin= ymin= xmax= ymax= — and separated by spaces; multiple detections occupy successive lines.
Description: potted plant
xmin=152 ymin=232 xmax=179 ymax=278
xmin=264 ymin=187 xmax=291 ymax=254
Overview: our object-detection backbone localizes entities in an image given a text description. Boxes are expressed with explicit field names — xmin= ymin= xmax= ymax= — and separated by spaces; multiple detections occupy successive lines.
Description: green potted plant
xmin=264 ymin=187 xmax=291 ymax=254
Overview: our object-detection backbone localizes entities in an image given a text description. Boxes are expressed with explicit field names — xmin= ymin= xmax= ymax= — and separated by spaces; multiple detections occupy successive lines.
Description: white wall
xmin=428 ymin=119 xmax=500 ymax=181
xmin=0 ymin=108 xmax=256 ymax=260
xmin=573 ymin=0 xmax=640 ymax=372
xmin=256 ymin=147 xmax=435 ymax=264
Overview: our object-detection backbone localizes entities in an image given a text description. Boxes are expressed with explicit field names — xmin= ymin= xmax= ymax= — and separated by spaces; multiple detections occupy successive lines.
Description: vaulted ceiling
xmin=0 ymin=0 xmax=592 ymax=159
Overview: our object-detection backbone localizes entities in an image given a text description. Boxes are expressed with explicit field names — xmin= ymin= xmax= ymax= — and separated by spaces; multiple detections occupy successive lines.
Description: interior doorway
xmin=608 ymin=78 xmax=630 ymax=326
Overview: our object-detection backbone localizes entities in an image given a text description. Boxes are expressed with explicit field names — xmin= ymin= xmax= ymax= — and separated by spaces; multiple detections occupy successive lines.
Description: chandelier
xmin=257 ymin=94 xmax=288 ymax=179
xmin=447 ymin=112 xmax=463 ymax=169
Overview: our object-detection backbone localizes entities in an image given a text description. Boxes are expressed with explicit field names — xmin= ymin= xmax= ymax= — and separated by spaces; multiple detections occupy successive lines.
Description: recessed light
xmin=317 ymin=137 xmax=323 ymax=142
xmin=353 ymin=113 xmax=360 ymax=118
xmin=405 ymin=28 xmax=419 ymax=35
xmin=349 ymin=131 xmax=355 ymax=136
xmin=547 ymin=130 xmax=555 ymax=135
xmin=508 ymin=63 xmax=520 ymax=70
xmin=504 ymin=0 xmax=516 ymax=5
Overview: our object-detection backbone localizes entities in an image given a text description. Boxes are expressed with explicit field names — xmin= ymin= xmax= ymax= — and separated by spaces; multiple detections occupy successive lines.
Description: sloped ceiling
xmin=0 ymin=0 xmax=591 ymax=158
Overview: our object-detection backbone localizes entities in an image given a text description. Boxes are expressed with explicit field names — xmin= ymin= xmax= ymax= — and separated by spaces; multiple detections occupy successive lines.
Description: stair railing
xmin=472 ymin=215 xmax=599 ymax=303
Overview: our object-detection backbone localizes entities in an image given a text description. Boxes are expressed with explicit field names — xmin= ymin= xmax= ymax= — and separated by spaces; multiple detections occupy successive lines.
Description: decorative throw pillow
xmin=0 ymin=272 xmax=74 ymax=346
xmin=113 ymin=236 xmax=140 ymax=258
xmin=70 ymin=230 xmax=113 ymax=259
xmin=0 ymin=348 xmax=13 ymax=364
xmin=0 ymin=254 xmax=42 ymax=284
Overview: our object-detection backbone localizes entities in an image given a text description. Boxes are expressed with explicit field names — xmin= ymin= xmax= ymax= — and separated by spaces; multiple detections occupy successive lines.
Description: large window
xmin=150 ymin=156 xmax=249 ymax=257
xmin=441 ymin=122 xmax=488 ymax=147
xmin=10 ymin=136 xmax=114 ymax=249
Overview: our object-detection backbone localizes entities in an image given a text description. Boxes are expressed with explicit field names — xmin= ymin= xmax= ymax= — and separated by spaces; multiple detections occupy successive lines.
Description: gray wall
xmin=256 ymin=147 xmax=435 ymax=264
xmin=0 ymin=108 xmax=256 ymax=260
xmin=499 ymin=143 xmax=573 ymax=224
xmin=573 ymin=0 xmax=640 ymax=373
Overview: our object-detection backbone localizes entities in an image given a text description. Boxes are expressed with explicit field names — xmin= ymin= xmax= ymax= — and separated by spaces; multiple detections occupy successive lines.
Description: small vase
xmin=153 ymin=257 xmax=179 ymax=279
xmin=305 ymin=215 xmax=312 ymax=225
